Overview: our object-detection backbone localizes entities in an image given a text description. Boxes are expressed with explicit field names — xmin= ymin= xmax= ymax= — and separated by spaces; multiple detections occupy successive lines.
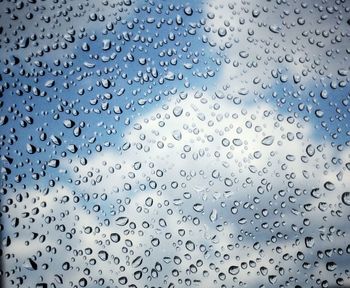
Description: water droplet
xmin=228 ymin=265 xmax=240 ymax=275
xmin=261 ymin=136 xmax=274 ymax=146
xmin=341 ymin=192 xmax=350 ymax=206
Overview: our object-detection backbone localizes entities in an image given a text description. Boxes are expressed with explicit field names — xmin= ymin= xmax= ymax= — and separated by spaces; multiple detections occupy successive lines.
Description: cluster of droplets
xmin=1 ymin=0 xmax=350 ymax=287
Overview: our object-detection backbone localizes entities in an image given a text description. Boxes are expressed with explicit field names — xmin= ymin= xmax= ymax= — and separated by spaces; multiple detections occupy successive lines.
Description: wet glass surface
xmin=1 ymin=0 xmax=350 ymax=287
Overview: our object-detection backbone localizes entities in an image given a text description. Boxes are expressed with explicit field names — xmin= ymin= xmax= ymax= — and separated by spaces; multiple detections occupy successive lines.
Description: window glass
xmin=1 ymin=1 xmax=350 ymax=287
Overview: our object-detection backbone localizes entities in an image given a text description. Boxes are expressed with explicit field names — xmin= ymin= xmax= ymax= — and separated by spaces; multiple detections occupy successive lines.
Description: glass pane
xmin=1 ymin=0 xmax=349 ymax=287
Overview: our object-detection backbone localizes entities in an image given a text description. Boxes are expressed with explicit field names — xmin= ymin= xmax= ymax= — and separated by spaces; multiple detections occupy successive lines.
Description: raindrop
xmin=341 ymin=192 xmax=350 ymax=206
xmin=228 ymin=266 xmax=240 ymax=275
xmin=110 ymin=233 xmax=121 ymax=243
xmin=261 ymin=136 xmax=274 ymax=146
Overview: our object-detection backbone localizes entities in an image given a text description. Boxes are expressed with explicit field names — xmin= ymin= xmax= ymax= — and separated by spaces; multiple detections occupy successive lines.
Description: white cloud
xmin=55 ymin=88 xmax=349 ymax=286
